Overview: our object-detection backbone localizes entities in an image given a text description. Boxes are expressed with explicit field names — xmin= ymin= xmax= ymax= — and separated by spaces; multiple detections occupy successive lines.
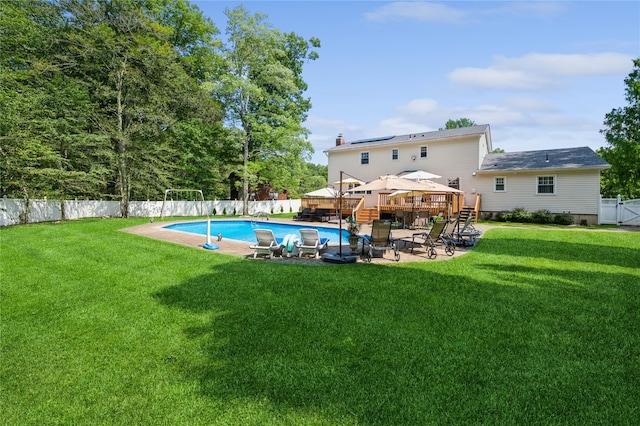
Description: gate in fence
xmin=600 ymin=195 xmax=640 ymax=226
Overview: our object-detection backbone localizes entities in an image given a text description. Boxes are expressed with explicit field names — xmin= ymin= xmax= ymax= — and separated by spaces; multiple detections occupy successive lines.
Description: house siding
xmin=478 ymin=170 xmax=602 ymax=215
xmin=328 ymin=135 xmax=484 ymax=205
xmin=325 ymin=127 xmax=605 ymax=222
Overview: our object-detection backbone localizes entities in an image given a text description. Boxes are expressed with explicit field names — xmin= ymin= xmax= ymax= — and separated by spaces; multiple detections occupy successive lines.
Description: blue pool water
xmin=164 ymin=220 xmax=349 ymax=243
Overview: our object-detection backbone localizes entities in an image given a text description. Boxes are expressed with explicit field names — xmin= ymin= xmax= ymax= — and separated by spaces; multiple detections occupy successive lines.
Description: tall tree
xmin=440 ymin=118 xmax=477 ymax=130
xmin=0 ymin=0 xmax=108 ymax=200
xmin=598 ymin=58 xmax=640 ymax=199
xmin=1 ymin=0 xmax=225 ymax=207
xmin=58 ymin=0 xmax=222 ymax=215
xmin=213 ymin=5 xmax=319 ymax=213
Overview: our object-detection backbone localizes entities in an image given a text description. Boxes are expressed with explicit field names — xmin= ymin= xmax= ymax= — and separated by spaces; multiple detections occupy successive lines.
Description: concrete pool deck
xmin=122 ymin=218 xmax=487 ymax=265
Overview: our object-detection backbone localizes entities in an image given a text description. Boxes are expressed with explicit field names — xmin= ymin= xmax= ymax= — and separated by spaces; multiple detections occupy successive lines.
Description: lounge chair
xmin=362 ymin=219 xmax=400 ymax=262
xmin=409 ymin=218 xmax=455 ymax=259
xmin=452 ymin=216 xmax=483 ymax=246
xmin=249 ymin=229 xmax=283 ymax=259
xmin=296 ymin=228 xmax=330 ymax=258
xmin=441 ymin=217 xmax=459 ymax=249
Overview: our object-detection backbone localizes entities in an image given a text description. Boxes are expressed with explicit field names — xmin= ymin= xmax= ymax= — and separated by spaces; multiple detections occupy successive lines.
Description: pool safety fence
xmin=0 ymin=198 xmax=302 ymax=227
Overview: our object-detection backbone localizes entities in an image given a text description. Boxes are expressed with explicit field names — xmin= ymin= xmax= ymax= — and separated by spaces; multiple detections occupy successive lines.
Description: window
xmin=494 ymin=177 xmax=506 ymax=192
xmin=420 ymin=146 xmax=428 ymax=158
xmin=360 ymin=152 xmax=369 ymax=165
xmin=448 ymin=177 xmax=459 ymax=190
xmin=391 ymin=148 xmax=398 ymax=160
xmin=537 ymin=175 xmax=555 ymax=194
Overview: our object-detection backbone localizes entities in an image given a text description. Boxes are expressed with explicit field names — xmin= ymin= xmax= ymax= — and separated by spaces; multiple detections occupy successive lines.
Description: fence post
xmin=616 ymin=194 xmax=622 ymax=225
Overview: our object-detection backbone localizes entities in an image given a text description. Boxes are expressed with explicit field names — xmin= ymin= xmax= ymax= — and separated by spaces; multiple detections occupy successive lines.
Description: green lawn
xmin=1 ymin=219 xmax=639 ymax=425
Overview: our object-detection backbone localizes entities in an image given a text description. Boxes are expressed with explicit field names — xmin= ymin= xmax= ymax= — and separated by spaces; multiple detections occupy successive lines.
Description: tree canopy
xmin=213 ymin=5 xmax=319 ymax=213
xmin=598 ymin=58 xmax=640 ymax=199
xmin=440 ymin=118 xmax=476 ymax=130
xmin=0 ymin=0 xmax=322 ymax=215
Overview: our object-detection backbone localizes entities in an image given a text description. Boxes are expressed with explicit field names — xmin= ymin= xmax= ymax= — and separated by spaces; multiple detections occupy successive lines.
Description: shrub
xmin=532 ymin=209 xmax=554 ymax=224
xmin=510 ymin=207 xmax=532 ymax=223
xmin=554 ymin=213 xmax=574 ymax=225
xmin=495 ymin=211 xmax=512 ymax=222
xmin=212 ymin=208 xmax=217 ymax=216
xmin=222 ymin=207 xmax=227 ymax=215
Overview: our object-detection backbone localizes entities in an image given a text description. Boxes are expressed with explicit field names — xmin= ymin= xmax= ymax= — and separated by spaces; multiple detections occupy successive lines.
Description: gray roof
xmin=480 ymin=147 xmax=609 ymax=172
xmin=325 ymin=124 xmax=491 ymax=152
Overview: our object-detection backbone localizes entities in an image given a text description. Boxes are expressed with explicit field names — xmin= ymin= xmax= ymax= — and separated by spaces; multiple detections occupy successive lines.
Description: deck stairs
xmin=356 ymin=207 xmax=379 ymax=224
xmin=458 ymin=206 xmax=477 ymax=224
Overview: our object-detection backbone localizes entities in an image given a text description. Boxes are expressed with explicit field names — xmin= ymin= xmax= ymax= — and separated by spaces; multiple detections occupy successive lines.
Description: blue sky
xmin=193 ymin=1 xmax=639 ymax=165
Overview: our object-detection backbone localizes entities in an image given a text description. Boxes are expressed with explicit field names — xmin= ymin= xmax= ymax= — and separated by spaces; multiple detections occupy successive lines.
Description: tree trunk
xmin=115 ymin=67 xmax=129 ymax=218
xmin=242 ymin=134 xmax=249 ymax=215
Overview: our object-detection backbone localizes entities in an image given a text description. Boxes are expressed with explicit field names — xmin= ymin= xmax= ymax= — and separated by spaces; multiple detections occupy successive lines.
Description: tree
xmin=0 ymin=0 xmax=108 ymax=200
xmin=213 ymin=5 xmax=319 ymax=213
xmin=440 ymin=118 xmax=477 ymax=130
xmin=58 ymin=0 xmax=222 ymax=215
xmin=598 ymin=58 xmax=640 ymax=199
xmin=296 ymin=163 xmax=328 ymax=198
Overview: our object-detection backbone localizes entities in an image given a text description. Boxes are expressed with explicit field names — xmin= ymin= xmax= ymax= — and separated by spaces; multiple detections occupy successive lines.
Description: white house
xmin=324 ymin=125 xmax=610 ymax=224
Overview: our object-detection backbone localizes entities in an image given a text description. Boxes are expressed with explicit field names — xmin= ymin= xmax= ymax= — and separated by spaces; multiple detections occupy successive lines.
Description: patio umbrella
xmin=305 ymin=187 xmax=338 ymax=198
xmin=333 ymin=177 xmax=365 ymax=186
xmin=398 ymin=170 xmax=442 ymax=181
xmin=388 ymin=180 xmax=463 ymax=194
xmin=353 ymin=176 xmax=463 ymax=228
xmin=346 ymin=174 xmax=441 ymax=193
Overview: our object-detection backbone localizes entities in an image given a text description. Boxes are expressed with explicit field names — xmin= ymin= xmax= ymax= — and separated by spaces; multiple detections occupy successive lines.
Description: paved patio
xmin=122 ymin=218 xmax=486 ymax=265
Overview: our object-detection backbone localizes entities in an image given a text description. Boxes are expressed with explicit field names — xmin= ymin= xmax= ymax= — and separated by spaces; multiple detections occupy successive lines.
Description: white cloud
xmin=397 ymin=98 xmax=439 ymax=115
xmin=364 ymin=1 xmax=565 ymax=25
xmin=449 ymin=52 xmax=634 ymax=90
xmin=366 ymin=93 xmax=605 ymax=148
xmin=365 ymin=2 xmax=465 ymax=23
xmin=375 ymin=117 xmax=435 ymax=136
xmin=488 ymin=1 xmax=566 ymax=19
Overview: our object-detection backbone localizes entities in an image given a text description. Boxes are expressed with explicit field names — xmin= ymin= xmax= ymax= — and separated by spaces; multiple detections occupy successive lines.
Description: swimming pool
xmin=164 ymin=220 xmax=349 ymax=243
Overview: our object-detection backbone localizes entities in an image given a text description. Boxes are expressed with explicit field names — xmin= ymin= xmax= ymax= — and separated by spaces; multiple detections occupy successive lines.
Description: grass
xmin=1 ymin=219 xmax=639 ymax=425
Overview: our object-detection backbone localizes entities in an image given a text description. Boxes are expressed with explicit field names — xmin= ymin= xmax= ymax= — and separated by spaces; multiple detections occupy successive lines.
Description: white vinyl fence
xmin=0 ymin=198 xmax=301 ymax=227
xmin=599 ymin=195 xmax=640 ymax=226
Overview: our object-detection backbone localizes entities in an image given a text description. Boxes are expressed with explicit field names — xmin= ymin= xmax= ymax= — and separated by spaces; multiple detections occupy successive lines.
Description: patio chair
xmin=296 ymin=228 xmax=330 ymax=258
xmin=362 ymin=219 xmax=400 ymax=263
xmin=409 ymin=219 xmax=455 ymax=259
xmin=413 ymin=210 xmax=431 ymax=229
xmin=311 ymin=208 xmax=335 ymax=222
xmin=249 ymin=229 xmax=284 ymax=259
xmin=293 ymin=208 xmax=312 ymax=221
xmin=441 ymin=217 xmax=458 ymax=244
xmin=394 ymin=210 xmax=405 ymax=228
xmin=452 ymin=216 xmax=483 ymax=247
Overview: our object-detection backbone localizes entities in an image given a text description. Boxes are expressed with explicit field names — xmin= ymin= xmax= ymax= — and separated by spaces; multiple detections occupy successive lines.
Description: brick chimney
xmin=336 ymin=133 xmax=345 ymax=146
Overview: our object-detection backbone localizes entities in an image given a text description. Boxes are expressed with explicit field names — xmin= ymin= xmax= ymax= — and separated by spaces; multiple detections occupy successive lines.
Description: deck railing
xmin=377 ymin=192 xmax=463 ymax=218
xmin=300 ymin=196 xmax=365 ymax=219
